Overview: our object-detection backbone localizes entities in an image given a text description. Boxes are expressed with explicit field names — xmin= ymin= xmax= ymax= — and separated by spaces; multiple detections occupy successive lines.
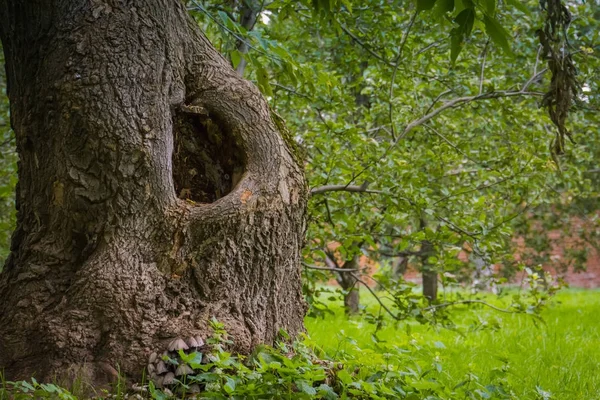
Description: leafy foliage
xmin=198 ymin=0 xmax=597 ymax=311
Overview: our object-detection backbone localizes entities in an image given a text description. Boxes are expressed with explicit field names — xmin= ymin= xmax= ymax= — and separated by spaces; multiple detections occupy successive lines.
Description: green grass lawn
xmin=306 ymin=289 xmax=600 ymax=400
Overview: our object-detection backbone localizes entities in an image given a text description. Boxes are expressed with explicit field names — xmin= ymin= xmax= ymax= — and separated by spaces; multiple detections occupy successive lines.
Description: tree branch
xmin=310 ymin=182 xmax=382 ymax=195
xmin=394 ymin=89 xmax=545 ymax=148
xmin=521 ymin=68 xmax=548 ymax=92
xmin=479 ymin=40 xmax=490 ymax=95
xmin=350 ymin=272 xmax=401 ymax=321
xmin=337 ymin=22 xmax=396 ymax=67
xmin=273 ymin=83 xmax=311 ymax=98
xmin=302 ymin=262 xmax=361 ymax=273
xmin=235 ymin=0 xmax=262 ymax=75
xmin=433 ymin=172 xmax=520 ymax=206
xmin=379 ymin=250 xmax=425 ymax=257
xmin=389 ymin=10 xmax=418 ymax=140
xmin=424 ymin=89 xmax=453 ymax=115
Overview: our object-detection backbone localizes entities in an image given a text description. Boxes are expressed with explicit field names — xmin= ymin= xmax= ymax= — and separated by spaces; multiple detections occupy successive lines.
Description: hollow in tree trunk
xmin=0 ymin=0 xmax=307 ymax=386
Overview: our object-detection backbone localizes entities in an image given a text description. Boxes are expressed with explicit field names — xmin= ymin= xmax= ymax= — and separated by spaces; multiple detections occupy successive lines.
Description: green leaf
xmin=505 ymin=0 xmax=531 ymax=15
xmin=416 ymin=0 xmax=437 ymax=12
xmin=217 ymin=10 xmax=239 ymax=32
xmin=231 ymin=50 xmax=242 ymax=69
xmin=450 ymin=29 xmax=463 ymax=64
xmin=411 ymin=380 xmax=443 ymax=390
xmin=340 ymin=0 xmax=353 ymax=13
xmin=297 ymin=380 xmax=317 ymax=395
xmin=449 ymin=7 xmax=474 ymax=63
xmin=179 ymin=350 xmax=203 ymax=367
xmin=454 ymin=7 xmax=475 ymax=36
xmin=337 ymin=368 xmax=354 ymax=385
xmin=224 ymin=376 xmax=236 ymax=394
xmin=311 ymin=0 xmax=334 ymax=15
xmin=482 ymin=0 xmax=496 ymax=15
xmin=318 ymin=384 xmax=339 ymax=399
xmin=278 ymin=328 xmax=290 ymax=339
xmin=433 ymin=0 xmax=454 ymax=17
xmin=256 ymin=65 xmax=273 ymax=97
xmin=483 ymin=15 xmax=512 ymax=55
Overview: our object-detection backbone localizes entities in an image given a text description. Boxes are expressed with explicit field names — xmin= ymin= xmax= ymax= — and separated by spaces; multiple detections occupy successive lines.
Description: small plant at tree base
xmin=141 ymin=321 xmax=523 ymax=399
xmin=0 ymin=377 xmax=77 ymax=400
xmin=0 ymin=317 xmax=555 ymax=400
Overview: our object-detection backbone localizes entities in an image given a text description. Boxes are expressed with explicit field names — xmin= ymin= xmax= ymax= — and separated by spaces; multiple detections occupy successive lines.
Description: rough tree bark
xmin=0 ymin=0 xmax=307 ymax=386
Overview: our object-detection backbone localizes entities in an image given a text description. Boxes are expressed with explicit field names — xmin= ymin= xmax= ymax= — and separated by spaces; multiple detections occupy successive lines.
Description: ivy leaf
xmin=483 ymin=15 xmax=513 ymax=55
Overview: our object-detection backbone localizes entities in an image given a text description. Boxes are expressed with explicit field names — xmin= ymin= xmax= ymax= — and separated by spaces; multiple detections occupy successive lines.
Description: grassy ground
xmin=2 ymin=289 xmax=598 ymax=399
xmin=306 ymin=289 xmax=600 ymax=400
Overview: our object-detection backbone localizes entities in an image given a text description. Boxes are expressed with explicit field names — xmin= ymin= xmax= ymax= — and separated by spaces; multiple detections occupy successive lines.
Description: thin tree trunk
xmin=392 ymin=256 xmax=408 ymax=277
xmin=0 ymin=0 xmax=307 ymax=386
xmin=235 ymin=0 xmax=261 ymax=76
xmin=325 ymin=251 xmax=360 ymax=314
xmin=337 ymin=256 xmax=360 ymax=315
xmin=419 ymin=218 xmax=437 ymax=302
xmin=422 ymin=266 xmax=438 ymax=302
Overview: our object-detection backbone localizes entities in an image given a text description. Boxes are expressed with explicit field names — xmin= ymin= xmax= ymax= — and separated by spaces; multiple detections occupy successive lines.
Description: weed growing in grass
xmin=0 ymin=377 xmax=77 ymax=400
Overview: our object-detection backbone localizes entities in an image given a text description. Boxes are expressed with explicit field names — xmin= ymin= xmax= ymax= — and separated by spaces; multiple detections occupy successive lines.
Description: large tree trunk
xmin=0 ymin=0 xmax=307 ymax=386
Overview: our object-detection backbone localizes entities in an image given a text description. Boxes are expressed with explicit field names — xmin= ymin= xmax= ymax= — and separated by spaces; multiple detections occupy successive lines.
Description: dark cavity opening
xmin=172 ymin=109 xmax=245 ymax=203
